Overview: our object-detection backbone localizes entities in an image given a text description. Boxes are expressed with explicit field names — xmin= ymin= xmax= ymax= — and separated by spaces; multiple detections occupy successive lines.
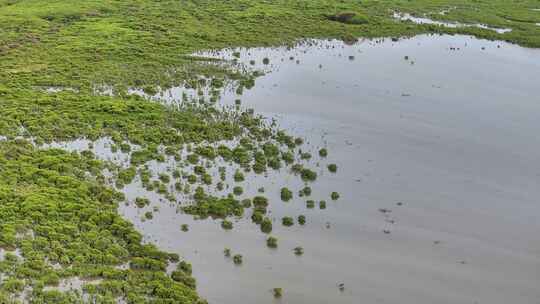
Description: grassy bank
xmin=1 ymin=0 xmax=539 ymax=91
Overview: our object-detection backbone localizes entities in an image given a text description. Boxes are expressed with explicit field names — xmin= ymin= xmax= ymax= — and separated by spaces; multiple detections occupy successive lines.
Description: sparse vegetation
xmin=233 ymin=254 xmax=243 ymax=265
xmin=328 ymin=164 xmax=338 ymax=173
xmin=267 ymin=236 xmax=278 ymax=248
xmin=282 ymin=217 xmax=294 ymax=227
xmin=261 ymin=218 xmax=273 ymax=234
xmin=281 ymin=187 xmax=293 ymax=201
xmin=221 ymin=220 xmax=234 ymax=230
xmin=273 ymin=287 xmax=283 ymax=298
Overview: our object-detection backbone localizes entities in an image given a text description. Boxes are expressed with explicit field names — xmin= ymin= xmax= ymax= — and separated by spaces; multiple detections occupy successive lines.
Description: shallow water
xmin=174 ymin=35 xmax=540 ymax=304
xmin=393 ymin=12 xmax=512 ymax=34
xmin=53 ymin=35 xmax=540 ymax=304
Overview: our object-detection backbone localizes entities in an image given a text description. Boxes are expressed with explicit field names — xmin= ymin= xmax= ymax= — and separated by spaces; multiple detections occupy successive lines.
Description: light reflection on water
xmin=392 ymin=12 xmax=512 ymax=34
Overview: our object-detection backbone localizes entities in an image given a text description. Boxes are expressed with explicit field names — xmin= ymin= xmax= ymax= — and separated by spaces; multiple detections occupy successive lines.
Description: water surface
xmin=71 ymin=35 xmax=540 ymax=304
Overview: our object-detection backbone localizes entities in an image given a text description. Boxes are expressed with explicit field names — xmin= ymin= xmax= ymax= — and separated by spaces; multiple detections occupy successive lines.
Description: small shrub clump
xmin=299 ymin=186 xmax=312 ymax=197
xmin=266 ymin=236 xmax=278 ymax=248
xmin=135 ymin=197 xmax=150 ymax=208
xmin=261 ymin=217 xmax=273 ymax=233
xmin=144 ymin=211 xmax=153 ymax=220
xmin=328 ymin=164 xmax=338 ymax=173
xmin=234 ymin=170 xmax=245 ymax=182
xmin=233 ymin=186 xmax=243 ymax=196
xmin=221 ymin=220 xmax=233 ymax=230
xmin=233 ymin=254 xmax=243 ymax=265
xmin=300 ymin=168 xmax=317 ymax=182
xmin=273 ymin=288 xmax=283 ymax=298
xmin=280 ymin=187 xmax=293 ymax=202
xmin=282 ymin=216 xmax=294 ymax=227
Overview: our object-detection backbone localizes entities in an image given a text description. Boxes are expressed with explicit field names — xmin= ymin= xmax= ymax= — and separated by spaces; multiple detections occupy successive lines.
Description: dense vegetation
xmin=1 ymin=0 xmax=539 ymax=302
xmin=0 ymin=141 xmax=201 ymax=303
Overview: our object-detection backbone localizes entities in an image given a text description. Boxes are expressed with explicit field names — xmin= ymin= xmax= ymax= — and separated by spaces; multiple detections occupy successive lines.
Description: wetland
xmin=1 ymin=1 xmax=540 ymax=303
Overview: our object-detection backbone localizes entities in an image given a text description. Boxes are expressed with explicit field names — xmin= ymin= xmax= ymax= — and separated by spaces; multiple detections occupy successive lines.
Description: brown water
xmin=50 ymin=35 xmax=540 ymax=304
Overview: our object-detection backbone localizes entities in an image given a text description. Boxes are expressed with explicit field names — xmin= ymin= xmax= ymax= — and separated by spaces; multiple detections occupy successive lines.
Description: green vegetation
xmin=328 ymin=164 xmax=338 ymax=173
xmin=181 ymin=224 xmax=189 ymax=232
xmin=299 ymin=186 xmax=312 ymax=197
xmin=221 ymin=220 xmax=233 ymax=230
xmin=241 ymin=198 xmax=252 ymax=208
xmin=233 ymin=254 xmax=243 ymax=265
xmin=224 ymin=248 xmax=231 ymax=258
xmin=233 ymin=186 xmax=243 ymax=196
xmin=298 ymin=215 xmax=306 ymax=225
xmin=0 ymin=141 xmax=200 ymax=302
xmin=293 ymin=247 xmax=304 ymax=256
xmin=233 ymin=170 xmax=245 ymax=182
xmin=280 ymin=187 xmax=293 ymax=202
xmin=260 ymin=218 xmax=273 ymax=234
xmin=300 ymin=168 xmax=318 ymax=182
xmin=331 ymin=192 xmax=340 ymax=200
xmin=300 ymin=152 xmax=312 ymax=160
xmin=319 ymin=148 xmax=328 ymax=157
xmin=159 ymin=173 xmax=171 ymax=183
xmin=320 ymin=200 xmax=327 ymax=209
xmin=171 ymin=261 xmax=196 ymax=289
xmin=135 ymin=197 xmax=150 ymax=208
xmin=282 ymin=217 xmax=294 ymax=227
xmin=266 ymin=236 xmax=278 ymax=249
xmin=306 ymin=200 xmax=316 ymax=209
xmin=273 ymin=287 xmax=283 ymax=298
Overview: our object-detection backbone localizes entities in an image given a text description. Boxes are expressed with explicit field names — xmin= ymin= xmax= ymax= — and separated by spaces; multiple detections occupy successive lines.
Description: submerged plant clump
xmin=272 ymin=287 xmax=283 ymax=298
xmin=233 ymin=254 xmax=243 ymax=265
xmin=266 ymin=236 xmax=278 ymax=248
xmin=282 ymin=217 xmax=294 ymax=227
xmin=260 ymin=218 xmax=273 ymax=234
xmin=280 ymin=187 xmax=293 ymax=202
xmin=293 ymin=247 xmax=304 ymax=256
xmin=221 ymin=220 xmax=234 ymax=230
xmin=328 ymin=164 xmax=338 ymax=173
